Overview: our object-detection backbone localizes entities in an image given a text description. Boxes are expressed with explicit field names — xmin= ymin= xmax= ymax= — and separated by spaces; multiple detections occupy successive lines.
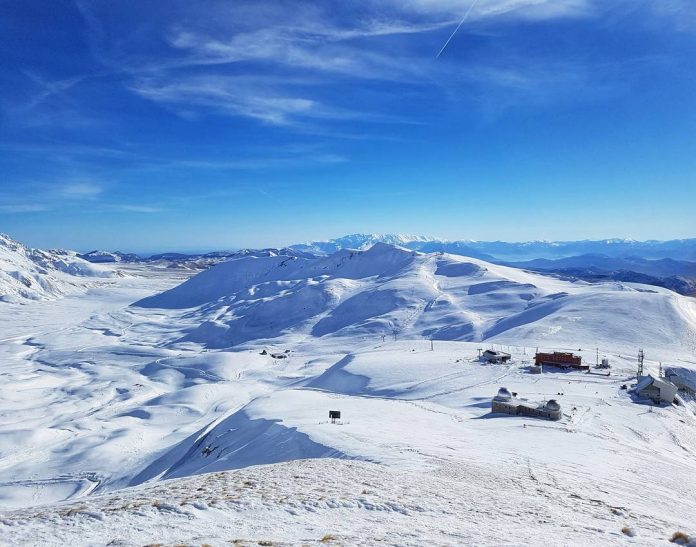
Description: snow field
xmin=1 ymin=244 xmax=696 ymax=545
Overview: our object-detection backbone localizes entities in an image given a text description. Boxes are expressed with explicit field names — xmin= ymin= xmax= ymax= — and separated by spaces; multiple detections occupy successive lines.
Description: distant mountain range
xmin=75 ymin=233 xmax=696 ymax=295
xmin=288 ymin=235 xmax=696 ymax=294
xmin=79 ymin=233 xmax=696 ymax=263
xmin=291 ymin=234 xmax=696 ymax=261
xmin=500 ymin=254 xmax=696 ymax=295
xmin=79 ymin=247 xmax=314 ymax=270
xmin=503 ymin=254 xmax=696 ymax=278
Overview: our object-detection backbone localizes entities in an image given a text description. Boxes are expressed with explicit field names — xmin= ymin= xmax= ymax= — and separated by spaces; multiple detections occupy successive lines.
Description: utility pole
xmin=637 ymin=348 xmax=644 ymax=379
xmin=430 ymin=337 xmax=434 ymax=351
xmin=596 ymin=347 xmax=599 ymax=367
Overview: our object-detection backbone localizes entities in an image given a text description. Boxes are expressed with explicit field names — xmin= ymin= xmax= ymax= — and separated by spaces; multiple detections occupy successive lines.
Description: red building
xmin=534 ymin=351 xmax=588 ymax=370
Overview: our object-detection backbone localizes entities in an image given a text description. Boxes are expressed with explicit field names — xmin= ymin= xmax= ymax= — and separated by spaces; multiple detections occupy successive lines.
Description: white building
xmin=634 ymin=375 xmax=678 ymax=404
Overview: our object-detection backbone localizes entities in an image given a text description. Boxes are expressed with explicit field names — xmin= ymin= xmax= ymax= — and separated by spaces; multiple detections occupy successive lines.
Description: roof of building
xmin=546 ymin=400 xmax=561 ymax=411
xmin=484 ymin=349 xmax=511 ymax=357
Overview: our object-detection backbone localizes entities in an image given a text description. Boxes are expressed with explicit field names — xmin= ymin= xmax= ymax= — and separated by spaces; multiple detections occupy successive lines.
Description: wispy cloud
xmin=0 ymin=203 xmax=50 ymax=214
xmin=131 ymin=75 xmax=326 ymax=125
xmin=59 ymin=182 xmax=105 ymax=199
xmin=111 ymin=204 xmax=163 ymax=213
xmin=0 ymin=181 xmax=107 ymax=214
xmin=390 ymin=0 xmax=592 ymax=18
xmin=71 ymin=0 xmax=598 ymax=127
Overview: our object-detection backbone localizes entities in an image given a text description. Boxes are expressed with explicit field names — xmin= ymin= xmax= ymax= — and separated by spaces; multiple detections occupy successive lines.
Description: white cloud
xmin=0 ymin=203 xmax=49 ymax=213
xmin=73 ymin=0 xmax=615 ymax=129
xmin=112 ymin=204 xmax=163 ymax=213
xmin=59 ymin=182 xmax=104 ymax=199
xmin=131 ymin=75 xmax=357 ymax=125
xmin=386 ymin=0 xmax=591 ymax=19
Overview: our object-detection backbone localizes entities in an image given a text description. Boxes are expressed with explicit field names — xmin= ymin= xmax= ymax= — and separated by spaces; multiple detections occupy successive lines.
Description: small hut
xmin=482 ymin=349 xmax=512 ymax=364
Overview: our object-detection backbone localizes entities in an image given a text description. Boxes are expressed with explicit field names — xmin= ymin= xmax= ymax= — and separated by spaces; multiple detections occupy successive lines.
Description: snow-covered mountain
xmin=135 ymin=243 xmax=696 ymax=354
xmin=291 ymin=233 xmax=436 ymax=255
xmin=0 ymin=233 xmax=115 ymax=303
xmin=78 ymin=250 xmax=141 ymax=263
xmin=292 ymin=234 xmax=696 ymax=261
xmin=289 ymin=235 xmax=696 ymax=294
xmin=78 ymin=247 xmax=317 ymax=272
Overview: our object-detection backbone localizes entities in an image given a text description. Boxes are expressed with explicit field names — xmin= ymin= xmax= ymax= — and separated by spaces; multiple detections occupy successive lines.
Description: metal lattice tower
xmin=637 ymin=349 xmax=644 ymax=379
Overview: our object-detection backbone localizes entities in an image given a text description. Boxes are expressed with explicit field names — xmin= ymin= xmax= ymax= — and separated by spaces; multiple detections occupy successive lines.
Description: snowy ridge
xmin=0 ymin=233 xmax=115 ymax=303
xmin=135 ymin=243 xmax=696 ymax=355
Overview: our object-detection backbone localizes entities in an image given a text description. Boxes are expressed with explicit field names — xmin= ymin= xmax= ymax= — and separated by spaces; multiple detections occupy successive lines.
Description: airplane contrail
xmin=436 ymin=0 xmax=481 ymax=59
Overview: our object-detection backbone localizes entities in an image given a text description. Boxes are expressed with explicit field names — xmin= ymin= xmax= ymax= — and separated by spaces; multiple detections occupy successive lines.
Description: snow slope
xmin=135 ymin=243 xmax=696 ymax=355
xmin=4 ymin=458 xmax=695 ymax=546
xmin=0 ymin=233 xmax=115 ymax=303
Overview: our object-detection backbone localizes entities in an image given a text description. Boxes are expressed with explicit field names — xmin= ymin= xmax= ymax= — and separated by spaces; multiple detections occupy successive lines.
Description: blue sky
xmin=1 ymin=0 xmax=695 ymax=252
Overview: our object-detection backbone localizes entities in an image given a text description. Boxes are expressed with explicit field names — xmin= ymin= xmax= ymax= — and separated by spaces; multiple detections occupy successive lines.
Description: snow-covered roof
xmin=494 ymin=387 xmax=512 ymax=401
xmin=635 ymin=375 xmax=654 ymax=392
xmin=484 ymin=349 xmax=511 ymax=357
xmin=546 ymin=400 xmax=561 ymax=411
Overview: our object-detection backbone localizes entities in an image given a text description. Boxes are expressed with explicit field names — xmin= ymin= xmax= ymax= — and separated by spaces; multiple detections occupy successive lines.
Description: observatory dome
xmin=546 ymin=399 xmax=561 ymax=411
xmin=495 ymin=387 xmax=512 ymax=401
